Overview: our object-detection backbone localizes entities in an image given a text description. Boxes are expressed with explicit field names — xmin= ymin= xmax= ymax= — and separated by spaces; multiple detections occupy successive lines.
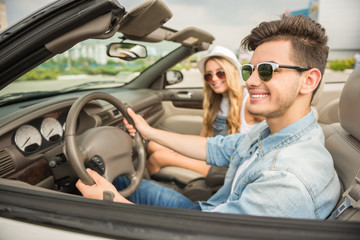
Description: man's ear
xmin=300 ymin=68 xmax=322 ymax=95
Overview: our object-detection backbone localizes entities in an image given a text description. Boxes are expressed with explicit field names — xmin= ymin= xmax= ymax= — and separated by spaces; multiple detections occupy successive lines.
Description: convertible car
xmin=0 ymin=0 xmax=359 ymax=239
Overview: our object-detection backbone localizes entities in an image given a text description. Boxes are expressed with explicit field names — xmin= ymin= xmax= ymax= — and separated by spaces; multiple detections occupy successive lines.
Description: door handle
xmin=176 ymin=91 xmax=192 ymax=99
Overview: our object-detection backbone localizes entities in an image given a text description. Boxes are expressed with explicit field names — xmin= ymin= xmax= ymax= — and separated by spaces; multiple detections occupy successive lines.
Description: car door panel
xmin=153 ymin=88 xmax=204 ymax=135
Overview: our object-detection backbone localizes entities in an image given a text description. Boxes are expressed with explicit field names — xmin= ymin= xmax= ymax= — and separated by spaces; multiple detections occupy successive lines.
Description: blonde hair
xmin=202 ymin=57 xmax=244 ymax=137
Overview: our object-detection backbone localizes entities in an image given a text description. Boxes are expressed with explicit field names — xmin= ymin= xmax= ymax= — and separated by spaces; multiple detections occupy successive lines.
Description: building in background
xmin=289 ymin=0 xmax=360 ymax=60
xmin=0 ymin=1 xmax=7 ymax=31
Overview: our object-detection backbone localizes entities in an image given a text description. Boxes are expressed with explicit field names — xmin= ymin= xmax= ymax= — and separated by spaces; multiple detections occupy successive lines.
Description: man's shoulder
xmin=270 ymin=126 xmax=334 ymax=184
xmin=276 ymin=124 xmax=328 ymax=160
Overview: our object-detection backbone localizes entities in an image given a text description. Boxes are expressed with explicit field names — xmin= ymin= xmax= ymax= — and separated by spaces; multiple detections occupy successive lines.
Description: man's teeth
xmin=252 ymin=94 xmax=268 ymax=98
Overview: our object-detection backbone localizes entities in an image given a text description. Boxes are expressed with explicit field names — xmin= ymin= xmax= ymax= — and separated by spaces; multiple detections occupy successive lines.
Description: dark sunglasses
xmin=204 ymin=70 xmax=226 ymax=82
xmin=241 ymin=62 xmax=310 ymax=82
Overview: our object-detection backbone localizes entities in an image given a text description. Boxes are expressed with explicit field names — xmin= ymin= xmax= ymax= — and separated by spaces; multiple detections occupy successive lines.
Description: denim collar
xmin=248 ymin=110 xmax=317 ymax=158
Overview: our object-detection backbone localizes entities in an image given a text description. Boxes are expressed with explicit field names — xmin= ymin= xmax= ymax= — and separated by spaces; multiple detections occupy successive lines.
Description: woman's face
xmin=204 ymin=59 xmax=229 ymax=96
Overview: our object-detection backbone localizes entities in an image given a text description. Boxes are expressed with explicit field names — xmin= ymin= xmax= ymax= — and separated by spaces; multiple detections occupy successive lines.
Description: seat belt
xmin=331 ymin=169 xmax=360 ymax=219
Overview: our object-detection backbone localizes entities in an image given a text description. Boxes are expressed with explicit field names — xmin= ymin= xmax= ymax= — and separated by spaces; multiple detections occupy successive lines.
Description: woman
xmin=146 ymin=46 xmax=263 ymax=176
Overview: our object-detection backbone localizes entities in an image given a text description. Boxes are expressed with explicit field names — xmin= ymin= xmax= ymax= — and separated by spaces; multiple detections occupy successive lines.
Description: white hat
xmin=197 ymin=45 xmax=241 ymax=74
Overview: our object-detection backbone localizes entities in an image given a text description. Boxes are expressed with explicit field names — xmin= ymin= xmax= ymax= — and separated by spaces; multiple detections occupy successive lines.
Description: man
xmin=77 ymin=15 xmax=340 ymax=219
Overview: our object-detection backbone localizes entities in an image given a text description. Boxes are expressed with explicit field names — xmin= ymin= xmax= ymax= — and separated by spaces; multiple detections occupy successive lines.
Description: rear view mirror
xmin=107 ymin=43 xmax=147 ymax=61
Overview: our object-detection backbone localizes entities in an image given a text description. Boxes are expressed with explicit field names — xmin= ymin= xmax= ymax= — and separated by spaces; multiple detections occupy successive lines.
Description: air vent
xmin=0 ymin=149 xmax=15 ymax=177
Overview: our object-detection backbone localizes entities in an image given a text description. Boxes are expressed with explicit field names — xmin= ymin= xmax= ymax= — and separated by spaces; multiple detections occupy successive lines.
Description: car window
xmin=166 ymin=53 xmax=204 ymax=89
xmin=0 ymin=33 xmax=181 ymax=105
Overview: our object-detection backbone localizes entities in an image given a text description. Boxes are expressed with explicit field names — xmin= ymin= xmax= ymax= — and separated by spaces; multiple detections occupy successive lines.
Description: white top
xmin=218 ymin=96 xmax=229 ymax=117
xmin=217 ymin=92 xmax=256 ymax=134
xmin=240 ymin=93 xmax=256 ymax=134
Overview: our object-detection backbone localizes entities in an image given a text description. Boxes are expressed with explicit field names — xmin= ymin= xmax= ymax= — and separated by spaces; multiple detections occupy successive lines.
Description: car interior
xmin=323 ymin=66 xmax=360 ymax=221
xmin=0 ymin=0 xmax=215 ymax=198
xmin=0 ymin=0 xmax=359 ymax=230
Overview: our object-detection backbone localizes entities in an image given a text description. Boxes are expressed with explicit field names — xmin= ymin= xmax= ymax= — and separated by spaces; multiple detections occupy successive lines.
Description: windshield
xmin=0 ymin=32 xmax=181 ymax=105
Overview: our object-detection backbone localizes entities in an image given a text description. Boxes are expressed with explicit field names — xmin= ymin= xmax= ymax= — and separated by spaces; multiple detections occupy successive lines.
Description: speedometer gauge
xmin=40 ymin=117 xmax=63 ymax=142
xmin=14 ymin=125 xmax=42 ymax=153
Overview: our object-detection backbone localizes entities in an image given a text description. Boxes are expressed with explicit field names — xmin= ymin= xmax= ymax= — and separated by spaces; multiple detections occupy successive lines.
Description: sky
xmin=124 ymin=0 xmax=311 ymax=51
xmin=2 ymin=0 xmax=311 ymax=52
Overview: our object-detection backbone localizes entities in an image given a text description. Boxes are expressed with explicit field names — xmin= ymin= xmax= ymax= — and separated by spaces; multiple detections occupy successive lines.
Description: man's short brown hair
xmin=241 ymin=14 xmax=329 ymax=82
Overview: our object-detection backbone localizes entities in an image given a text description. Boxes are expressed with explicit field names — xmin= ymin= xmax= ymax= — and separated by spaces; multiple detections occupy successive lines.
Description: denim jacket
xmin=200 ymin=110 xmax=340 ymax=219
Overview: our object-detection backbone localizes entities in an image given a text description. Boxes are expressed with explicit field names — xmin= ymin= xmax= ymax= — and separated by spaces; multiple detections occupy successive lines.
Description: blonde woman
xmin=146 ymin=46 xmax=264 ymax=176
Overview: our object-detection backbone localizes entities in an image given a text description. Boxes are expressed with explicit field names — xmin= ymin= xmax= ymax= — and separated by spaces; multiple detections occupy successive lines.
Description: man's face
xmin=245 ymin=40 xmax=303 ymax=119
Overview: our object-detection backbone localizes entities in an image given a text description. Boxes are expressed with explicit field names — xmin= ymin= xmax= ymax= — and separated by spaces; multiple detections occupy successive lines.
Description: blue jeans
xmin=113 ymin=176 xmax=201 ymax=210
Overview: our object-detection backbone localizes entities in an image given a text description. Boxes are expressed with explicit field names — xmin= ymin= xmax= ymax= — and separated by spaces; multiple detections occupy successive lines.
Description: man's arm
xmin=76 ymin=168 xmax=133 ymax=204
xmin=125 ymin=108 xmax=207 ymax=160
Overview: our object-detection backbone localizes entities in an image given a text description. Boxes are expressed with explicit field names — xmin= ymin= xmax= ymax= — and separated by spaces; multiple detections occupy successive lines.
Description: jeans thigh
xmin=113 ymin=176 xmax=201 ymax=210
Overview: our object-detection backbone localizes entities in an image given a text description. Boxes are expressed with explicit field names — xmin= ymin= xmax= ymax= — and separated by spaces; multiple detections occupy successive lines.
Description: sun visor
xmin=46 ymin=13 xmax=119 ymax=54
xmin=119 ymin=0 xmax=172 ymax=38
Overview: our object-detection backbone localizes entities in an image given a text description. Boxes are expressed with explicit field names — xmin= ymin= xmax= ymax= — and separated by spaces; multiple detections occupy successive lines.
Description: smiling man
xmin=77 ymin=14 xmax=341 ymax=219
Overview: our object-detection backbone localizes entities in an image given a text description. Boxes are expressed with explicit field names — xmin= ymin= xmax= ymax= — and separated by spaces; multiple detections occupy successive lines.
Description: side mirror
xmin=165 ymin=70 xmax=183 ymax=85
xmin=107 ymin=43 xmax=147 ymax=61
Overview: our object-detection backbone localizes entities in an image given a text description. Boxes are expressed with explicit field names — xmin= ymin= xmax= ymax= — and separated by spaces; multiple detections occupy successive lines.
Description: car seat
xmin=151 ymin=165 xmax=225 ymax=201
xmin=322 ymin=66 xmax=360 ymax=221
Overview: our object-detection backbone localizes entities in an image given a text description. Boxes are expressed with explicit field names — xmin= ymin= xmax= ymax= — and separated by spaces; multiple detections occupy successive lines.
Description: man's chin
xmin=248 ymin=109 xmax=266 ymax=117
xmin=250 ymin=110 xmax=285 ymax=119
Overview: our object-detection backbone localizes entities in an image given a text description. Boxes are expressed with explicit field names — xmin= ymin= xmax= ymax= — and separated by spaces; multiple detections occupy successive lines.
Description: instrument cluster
xmin=13 ymin=111 xmax=68 ymax=155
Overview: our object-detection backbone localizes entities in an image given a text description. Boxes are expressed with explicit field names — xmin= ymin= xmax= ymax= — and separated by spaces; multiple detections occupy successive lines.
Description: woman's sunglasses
xmin=241 ymin=62 xmax=310 ymax=82
xmin=204 ymin=70 xmax=226 ymax=82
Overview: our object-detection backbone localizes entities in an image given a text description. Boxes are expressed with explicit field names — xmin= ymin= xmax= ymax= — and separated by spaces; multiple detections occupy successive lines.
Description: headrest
xmin=339 ymin=67 xmax=360 ymax=140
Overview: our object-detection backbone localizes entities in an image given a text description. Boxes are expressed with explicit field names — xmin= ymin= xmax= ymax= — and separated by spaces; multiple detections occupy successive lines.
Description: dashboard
xmin=0 ymin=89 xmax=163 ymax=190
xmin=13 ymin=111 xmax=68 ymax=156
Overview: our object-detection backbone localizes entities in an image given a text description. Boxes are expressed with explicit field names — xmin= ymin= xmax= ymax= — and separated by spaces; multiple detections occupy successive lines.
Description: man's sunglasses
xmin=204 ymin=70 xmax=226 ymax=82
xmin=241 ymin=62 xmax=310 ymax=82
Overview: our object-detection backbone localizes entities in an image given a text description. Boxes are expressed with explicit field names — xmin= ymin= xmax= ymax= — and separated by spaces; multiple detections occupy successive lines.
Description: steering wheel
xmin=64 ymin=92 xmax=146 ymax=197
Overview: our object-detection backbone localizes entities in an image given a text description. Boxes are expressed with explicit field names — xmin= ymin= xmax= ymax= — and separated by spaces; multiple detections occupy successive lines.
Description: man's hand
xmin=76 ymin=169 xmax=132 ymax=204
xmin=125 ymin=108 xmax=207 ymax=160
xmin=124 ymin=108 xmax=153 ymax=139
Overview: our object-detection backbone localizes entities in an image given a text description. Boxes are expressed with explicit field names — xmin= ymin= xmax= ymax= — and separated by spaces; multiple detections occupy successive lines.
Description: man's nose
xmin=245 ymin=69 xmax=261 ymax=87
